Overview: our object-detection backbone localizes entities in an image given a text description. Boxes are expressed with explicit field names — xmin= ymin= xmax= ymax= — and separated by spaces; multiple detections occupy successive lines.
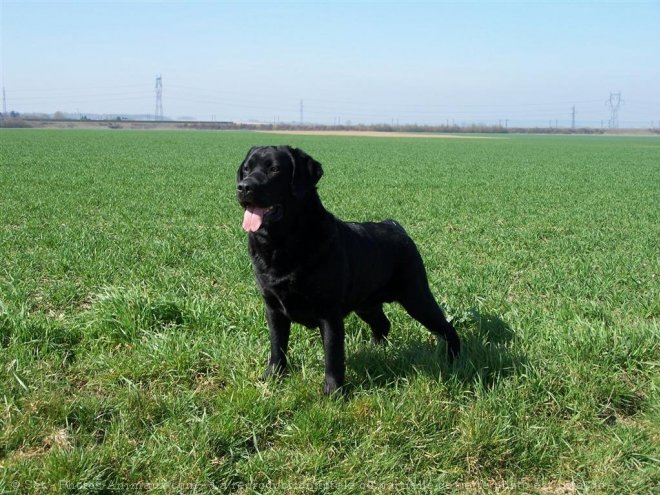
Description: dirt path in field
xmin=256 ymin=130 xmax=502 ymax=139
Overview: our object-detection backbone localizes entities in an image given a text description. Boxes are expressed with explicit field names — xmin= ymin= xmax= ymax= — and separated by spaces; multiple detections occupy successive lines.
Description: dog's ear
xmin=288 ymin=147 xmax=323 ymax=198
xmin=237 ymin=146 xmax=261 ymax=182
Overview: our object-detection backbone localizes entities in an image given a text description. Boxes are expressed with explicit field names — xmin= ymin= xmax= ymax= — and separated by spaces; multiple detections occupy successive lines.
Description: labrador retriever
xmin=237 ymin=145 xmax=460 ymax=394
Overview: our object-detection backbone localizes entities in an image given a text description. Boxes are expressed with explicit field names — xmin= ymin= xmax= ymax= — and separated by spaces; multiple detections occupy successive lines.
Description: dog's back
xmin=337 ymin=218 xmax=425 ymax=310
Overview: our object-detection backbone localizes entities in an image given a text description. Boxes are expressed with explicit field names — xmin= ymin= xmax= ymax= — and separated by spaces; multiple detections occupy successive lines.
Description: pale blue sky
xmin=1 ymin=0 xmax=659 ymax=127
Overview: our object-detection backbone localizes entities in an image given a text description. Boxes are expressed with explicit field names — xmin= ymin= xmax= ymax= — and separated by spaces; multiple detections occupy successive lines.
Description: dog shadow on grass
xmin=347 ymin=309 xmax=526 ymax=391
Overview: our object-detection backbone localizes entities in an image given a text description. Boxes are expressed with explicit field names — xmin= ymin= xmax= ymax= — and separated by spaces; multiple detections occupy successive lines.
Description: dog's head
xmin=237 ymin=145 xmax=323 ymax=233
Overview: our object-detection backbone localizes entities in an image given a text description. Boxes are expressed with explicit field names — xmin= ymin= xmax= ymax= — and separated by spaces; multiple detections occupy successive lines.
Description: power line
xmin=8 ymin=84 xmax=148 ymax=94
xmin=6 ymin=82 xmax=657 ymax=128
xmin=8 ymin=90 xmax=152 ymax=101
xmin=9 ymin=84 xmax=656 ymax=120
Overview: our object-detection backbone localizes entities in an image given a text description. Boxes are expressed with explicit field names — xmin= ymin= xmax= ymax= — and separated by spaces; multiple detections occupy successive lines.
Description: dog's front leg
xmin=319 ymin=315 xmax=345 ymax=395
xmin=263 ymin=305 xmax=291 ymax=379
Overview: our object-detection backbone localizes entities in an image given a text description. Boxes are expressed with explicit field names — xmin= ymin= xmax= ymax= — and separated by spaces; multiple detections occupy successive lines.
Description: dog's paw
xmin=447 ymin=336 xmax=461 ymax=363
xmin=322 ymin=378 xmax=344 ymax=396
xmin=261 ymin=362 xmax=287 ymax=381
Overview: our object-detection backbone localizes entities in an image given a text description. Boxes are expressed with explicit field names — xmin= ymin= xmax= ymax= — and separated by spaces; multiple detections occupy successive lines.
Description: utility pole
xmin=2 ymin=86 xmax=6 ymax=117
xmin=299 ymin=100 xmax=303 ymax=125
xmin=606 ymin=92 xmax=623 ymax=129
xmin=154 ymin=75 xmax=163 ymax=121
xmin=571 ymin=105 xmax=576 ymax=129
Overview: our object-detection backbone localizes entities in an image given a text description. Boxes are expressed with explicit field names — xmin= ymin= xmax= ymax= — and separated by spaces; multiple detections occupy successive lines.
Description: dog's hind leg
xmin=397 ymin=271 xmax=460 ymax=361
xmin=356 ymin=305 xmax=391 ymax=345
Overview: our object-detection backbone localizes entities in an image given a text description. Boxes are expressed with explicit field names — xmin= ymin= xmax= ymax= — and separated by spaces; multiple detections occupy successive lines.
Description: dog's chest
xmin=272 ymin=292 xmax=319 ymax=328
xmin=258 ymin=271 xmax=321 ymax=327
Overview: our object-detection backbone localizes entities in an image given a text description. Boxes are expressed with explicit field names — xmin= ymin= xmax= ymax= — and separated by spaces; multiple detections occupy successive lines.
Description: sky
xmin=1 ymin=0 xmax=659 ymax=127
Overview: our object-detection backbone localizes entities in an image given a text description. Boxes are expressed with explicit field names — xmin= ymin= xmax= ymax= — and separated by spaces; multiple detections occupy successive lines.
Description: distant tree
xmin=53 ymin=111 xmax=66 ymax=120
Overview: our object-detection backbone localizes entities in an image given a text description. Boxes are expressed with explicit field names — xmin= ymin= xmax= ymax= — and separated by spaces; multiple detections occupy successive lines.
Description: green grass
xmin=1 ymin=129 xmax=658 ymax=494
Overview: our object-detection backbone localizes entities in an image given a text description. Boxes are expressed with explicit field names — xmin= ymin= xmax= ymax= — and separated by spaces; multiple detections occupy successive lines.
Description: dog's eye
xmin=269 ymin=165 xmax=280 ymax=175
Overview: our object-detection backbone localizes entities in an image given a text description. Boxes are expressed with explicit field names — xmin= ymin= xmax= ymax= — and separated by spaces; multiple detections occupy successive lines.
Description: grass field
xmin=1 ymin=129 xmax=658 ymax=493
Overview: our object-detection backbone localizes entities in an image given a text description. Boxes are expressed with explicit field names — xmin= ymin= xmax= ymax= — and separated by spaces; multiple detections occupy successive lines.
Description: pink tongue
xmin=242 ymin=206 xmax=266 ymax=232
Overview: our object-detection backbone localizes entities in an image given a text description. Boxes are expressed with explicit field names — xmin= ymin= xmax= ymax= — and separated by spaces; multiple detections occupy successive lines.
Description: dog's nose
xmin=237 ymin=180 xmax=253 ymax=194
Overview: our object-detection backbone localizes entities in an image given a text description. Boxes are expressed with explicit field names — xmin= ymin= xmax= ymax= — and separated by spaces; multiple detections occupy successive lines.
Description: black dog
xmin=237 ymin=145 xmax=460 ymax=394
